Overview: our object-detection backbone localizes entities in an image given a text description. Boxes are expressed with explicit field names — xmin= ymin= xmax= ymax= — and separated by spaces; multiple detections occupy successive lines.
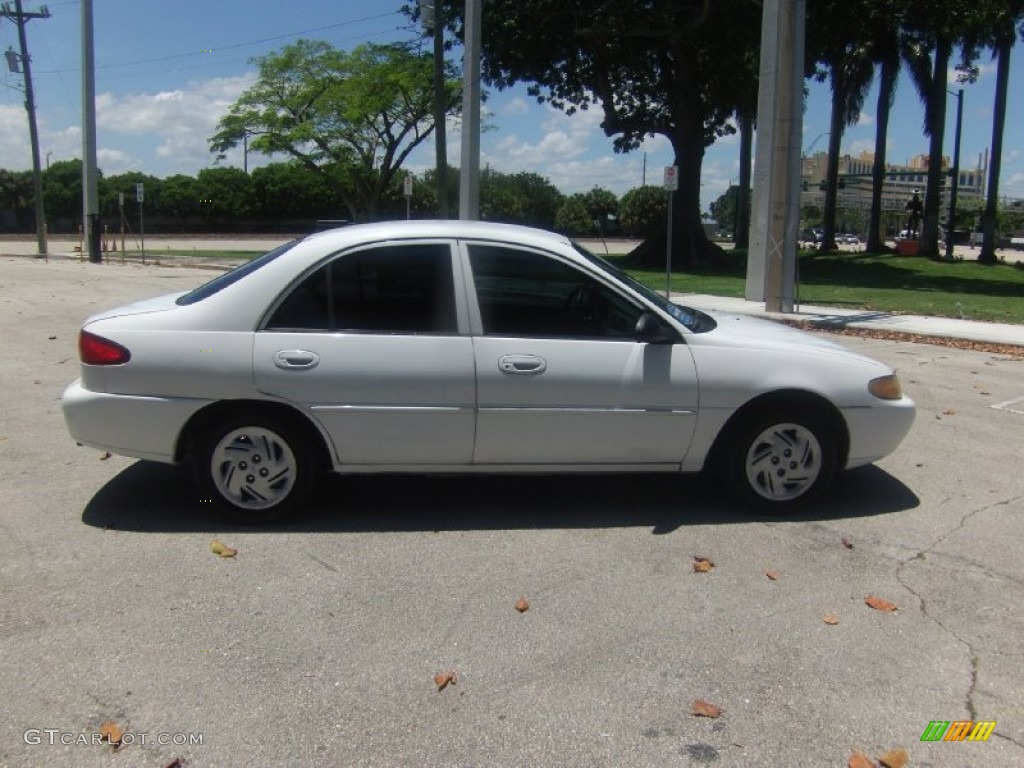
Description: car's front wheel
xmin=195 ymin=412 xmax=316 ymax=524
xmin=725 ymin=410 xmax=837 ymax=511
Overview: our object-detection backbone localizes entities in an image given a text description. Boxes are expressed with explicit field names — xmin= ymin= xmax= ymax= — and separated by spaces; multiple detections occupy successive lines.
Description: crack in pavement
xmin=895 ymin=494 xmax=1024 ymax=750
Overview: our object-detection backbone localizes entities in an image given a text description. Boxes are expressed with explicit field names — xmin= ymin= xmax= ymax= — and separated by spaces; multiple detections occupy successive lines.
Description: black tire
xmin=194 ymin=411 xmax=317 ymax=524
xmin=722 ymin=409 xmax=837 ymax=512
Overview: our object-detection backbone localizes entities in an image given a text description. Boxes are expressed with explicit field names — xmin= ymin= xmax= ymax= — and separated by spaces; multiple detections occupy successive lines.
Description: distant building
xmin=800 ymin=151 xmax=988 ymax=238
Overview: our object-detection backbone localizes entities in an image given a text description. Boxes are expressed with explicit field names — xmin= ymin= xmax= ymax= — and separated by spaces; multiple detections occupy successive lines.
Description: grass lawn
xmin=613 ymin=251 xmax=1024 ymax=325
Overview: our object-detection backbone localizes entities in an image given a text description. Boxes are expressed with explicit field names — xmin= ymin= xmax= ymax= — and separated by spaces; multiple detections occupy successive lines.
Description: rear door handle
xmin=274 ymin=349 xmax=320 ymax=370
xmin=498 ymin=354 xmax=547 ymax=374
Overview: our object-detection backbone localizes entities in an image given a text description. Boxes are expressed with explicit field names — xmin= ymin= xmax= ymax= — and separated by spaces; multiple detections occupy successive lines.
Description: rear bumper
xmin=62 ymin=379 xmax=211 ymax=463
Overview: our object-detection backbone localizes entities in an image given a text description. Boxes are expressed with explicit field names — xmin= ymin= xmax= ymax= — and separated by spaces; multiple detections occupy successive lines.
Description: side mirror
xmin=634 ymin=312 xmax=672 ymax=344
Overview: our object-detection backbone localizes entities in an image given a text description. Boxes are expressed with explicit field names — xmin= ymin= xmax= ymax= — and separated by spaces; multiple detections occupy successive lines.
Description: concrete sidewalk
xmin=679 ymin=293 xmax=1024 ymax=349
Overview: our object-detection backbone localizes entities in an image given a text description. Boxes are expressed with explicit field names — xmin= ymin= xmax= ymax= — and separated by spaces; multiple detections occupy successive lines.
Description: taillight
xmin=79 ymin=330 xmax=131 ymax=365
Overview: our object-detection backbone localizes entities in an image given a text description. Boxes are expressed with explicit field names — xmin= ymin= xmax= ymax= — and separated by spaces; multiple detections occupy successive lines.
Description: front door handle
xmin=274 ymin=349 xmax=320 ymax=370
xmin=498 ymin=354 xmax=547 ymax=375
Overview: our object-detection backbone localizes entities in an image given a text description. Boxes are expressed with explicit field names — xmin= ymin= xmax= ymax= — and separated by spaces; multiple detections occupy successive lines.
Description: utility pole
xmin=82 ymin=0 xmax=100 ymax=263
xmin=746 ymin=0 xmax=805 ymax=312
xmin=1 ymin=1 xmax=50 ymax=258
xmin=459 ymin=0 xmax=481 ymax=220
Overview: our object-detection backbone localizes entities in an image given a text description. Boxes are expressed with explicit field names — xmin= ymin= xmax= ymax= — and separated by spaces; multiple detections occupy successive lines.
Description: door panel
xmin=254 ymin=241 xmax=475 ymax=465
xmin=464 ymin=243 xmax=699 ymax=465
xmin=473 ymin=337 xmax=697 ymax=464
xmin=254 ymin=333 xmax=475 ymax=464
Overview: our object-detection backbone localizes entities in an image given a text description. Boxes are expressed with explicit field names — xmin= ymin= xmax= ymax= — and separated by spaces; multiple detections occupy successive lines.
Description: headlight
xmin=868 ymin=374 xmax=903 ymax=400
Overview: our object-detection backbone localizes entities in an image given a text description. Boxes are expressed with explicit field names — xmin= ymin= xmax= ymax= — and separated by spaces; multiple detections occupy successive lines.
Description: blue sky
xmin=1 ymin=0 xmax=1021 ymax=212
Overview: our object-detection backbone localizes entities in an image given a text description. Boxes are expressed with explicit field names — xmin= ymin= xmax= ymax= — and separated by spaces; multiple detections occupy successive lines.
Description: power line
xmin=35 ymin=10 xmax=403 ymax=74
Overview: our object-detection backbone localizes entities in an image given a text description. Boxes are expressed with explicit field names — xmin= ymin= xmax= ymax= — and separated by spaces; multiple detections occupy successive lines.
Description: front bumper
xmin=842 ymin=396 xmax=916 ymax=468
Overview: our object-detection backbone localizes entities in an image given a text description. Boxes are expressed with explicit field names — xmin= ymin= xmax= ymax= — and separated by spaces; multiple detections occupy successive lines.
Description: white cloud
xmin=846 ymin=138 xmax=876 ymax=156
xmin=95 ymin=74 xmax=255 ymax=172
xmin=0 ymin=105 xmax=30 ymax=168
xmin=857 ymin=111 xmax=875 ymax=127
xmin=97 ymin=148 xmax=143 ymax=174
xmin=501 ymin=97 xmax=530 ymax=117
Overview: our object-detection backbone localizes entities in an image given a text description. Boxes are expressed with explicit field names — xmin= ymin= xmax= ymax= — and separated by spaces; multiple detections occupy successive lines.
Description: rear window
xmin=175 ymin=240 xmax=300 ymax=306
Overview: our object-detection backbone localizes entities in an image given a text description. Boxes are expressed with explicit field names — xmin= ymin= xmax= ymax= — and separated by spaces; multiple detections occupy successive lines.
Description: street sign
xmin=135 ymin=182 xmax=144 ymax=203
xmin=403 ymin=174 xmax=414 ymax=198
xmin=663 ymin=165 xmax=679 ymax=192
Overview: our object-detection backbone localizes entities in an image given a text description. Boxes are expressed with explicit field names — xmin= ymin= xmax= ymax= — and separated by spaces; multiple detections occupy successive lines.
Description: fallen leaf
xmin=941 ymin=409 xmax=957 ymax=416
xmin=848 ymin=751 xmax=876 ymax=768
xmin=514 ymin=597 xmax=530 ymax=613
xmin=765 ymin=570 xmax=780 ymax=581
xmin=48 ymin=335 xmax=57 ymax=340
xmin=878 ymin=747 xmax=908 ymax=768
xmin=98 ymin=721 xmax=123 ymax=746
xmin=434 ymin=671 xmax=457 ymax=691
xmin=691 ymin=699 xmax=723 ymax=718
xmin=693 ymin=556 xmax=715 ymax=573
xmin=841 ymin=537 xmax=854 ymax=549
xmin=865 ymin=595 xmax=898 ymax=612
xmin=980 ymin=391 xmax=990 ymax=395
xmin=823 ymin=614 xmax=840 ymax=625
xmin=99 ymin=452 xmax=112 ymax=460
xmin=164 ymin=760 xmax=183 ymax=768
xmin=209 ymin=539 xmax=238 ymax=558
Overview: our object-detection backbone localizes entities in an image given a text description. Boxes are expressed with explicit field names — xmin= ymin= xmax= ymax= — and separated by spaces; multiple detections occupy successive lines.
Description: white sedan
xmin=62 ymin=221 xmax=915 ymax=523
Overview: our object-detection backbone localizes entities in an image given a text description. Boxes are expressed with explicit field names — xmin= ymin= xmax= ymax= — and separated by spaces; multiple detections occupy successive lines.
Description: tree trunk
xmin=735 ymin=113 xmax=753 ymax=249
xmin=629 ymin=129 xmax=728 ymax=268
xmin=867 ymin=53 xmax=897 ymax=254
xmin=627 ymin=193 xmax=729 ymax=268
xmin=919 ymin=39 xmax=951 ymax=258
xmin=979 ymin=35 xmax=1011 ymax=265
xmin=820 ymin=81 xmax=845 ymax=252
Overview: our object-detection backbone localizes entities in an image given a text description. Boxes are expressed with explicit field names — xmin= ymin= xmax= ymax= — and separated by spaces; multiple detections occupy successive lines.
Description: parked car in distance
xmin=837 ymin=234 xmax=860 ymax=245
xmin=63 ymin=221 xmax=916 ymax=523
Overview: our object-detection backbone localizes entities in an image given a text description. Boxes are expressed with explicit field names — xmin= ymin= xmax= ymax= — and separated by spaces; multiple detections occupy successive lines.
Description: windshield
xmin=176 ymin=240 xmax=300 ymax=306
xmin=572 ymin=243 xmax=715 ymax=333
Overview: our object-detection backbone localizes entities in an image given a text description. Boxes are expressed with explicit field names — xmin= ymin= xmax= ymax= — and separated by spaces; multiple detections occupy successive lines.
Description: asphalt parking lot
xmin=1 ymin=256 xmax=1022 ymax=767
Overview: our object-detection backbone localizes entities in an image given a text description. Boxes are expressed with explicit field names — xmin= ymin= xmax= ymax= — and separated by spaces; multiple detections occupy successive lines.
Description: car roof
xmin=301 ymin=219 xmax=574 ymax=252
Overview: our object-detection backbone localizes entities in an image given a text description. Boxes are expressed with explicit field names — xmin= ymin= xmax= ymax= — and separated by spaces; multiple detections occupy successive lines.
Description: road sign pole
xmin=663 ymin=166 xmax=679 ymax=298
xmin=136 ymin=183 xmax=145 ymax=264
xmin=666 ymin=193 xmax=674 ymax=299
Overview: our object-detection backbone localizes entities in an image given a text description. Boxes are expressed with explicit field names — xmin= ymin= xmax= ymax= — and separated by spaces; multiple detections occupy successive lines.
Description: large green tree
xmin=425 ymin=0 xmax=760 ymax=266
xmin=42 ymin=159 xmax=86 ymax=224
xmin=210 ymin=40 xmax=461 ymax=221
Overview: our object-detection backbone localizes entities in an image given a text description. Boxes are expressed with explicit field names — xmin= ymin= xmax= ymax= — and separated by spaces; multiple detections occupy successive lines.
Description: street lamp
xmin=945 ymin=88 xmax=963 ymax=261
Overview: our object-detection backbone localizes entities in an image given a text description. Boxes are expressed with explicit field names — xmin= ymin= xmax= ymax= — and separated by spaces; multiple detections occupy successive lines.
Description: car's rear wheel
xmin=725 ymin=410 xmax=837 ymax=511
xmin=195 ymin=412 xmax=316 ymax=524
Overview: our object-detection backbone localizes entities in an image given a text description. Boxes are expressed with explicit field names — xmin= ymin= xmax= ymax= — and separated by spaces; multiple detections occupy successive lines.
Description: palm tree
xmin=865 ymin=2 xmax=907 ymax=253
xmin=901 ymin=0 xmax=994 ymax=257
xmin=807 ymin=1 xmax=877 ymax=252
xmin=977 ymin=2 xmax=1024 ymax=264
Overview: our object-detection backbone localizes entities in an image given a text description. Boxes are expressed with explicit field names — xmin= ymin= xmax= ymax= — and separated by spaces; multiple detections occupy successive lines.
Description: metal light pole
xmin=944 ymin=88 xmax=963 ymax=261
